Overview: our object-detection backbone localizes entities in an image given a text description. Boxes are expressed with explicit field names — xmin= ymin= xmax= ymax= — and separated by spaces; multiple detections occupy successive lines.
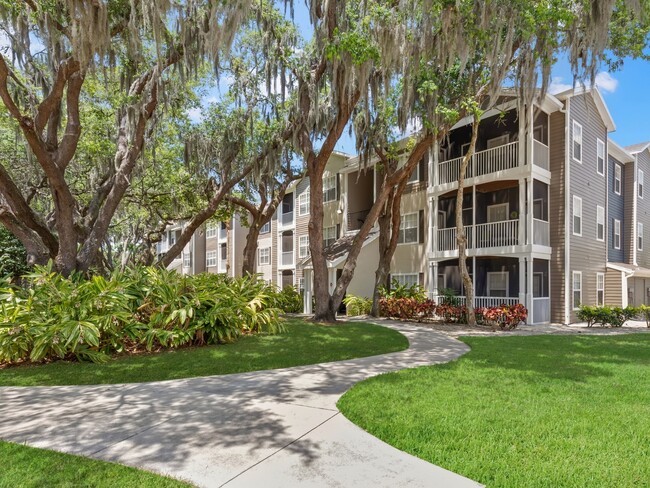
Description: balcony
xmin=219 ymin=259 xmax=227 ymax=273
xmin=429 ymin=294 xmax=519 ymax=308
xmin=438 ymin=141 xmax=519 ymax=184
xmin=280 ymin=211 xmax=294 ymax=227
xmin=533 ymin=139 xmax=549 ymax=171
xmin=282 ymin=251 xmax=294 ymax=266
xmin=533 ymin=218 xmax=550 ymax=246
xmin=436 ymin=220 xmax=519 ymax=252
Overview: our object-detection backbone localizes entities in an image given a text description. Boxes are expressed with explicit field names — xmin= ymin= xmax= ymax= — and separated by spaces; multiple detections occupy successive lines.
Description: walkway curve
xmin=0 ymin=319 xmax=481 ymax=488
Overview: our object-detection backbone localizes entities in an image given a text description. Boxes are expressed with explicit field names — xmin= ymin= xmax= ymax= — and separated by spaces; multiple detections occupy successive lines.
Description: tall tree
xmin=0 ymin=0 xmax=253 ymax=274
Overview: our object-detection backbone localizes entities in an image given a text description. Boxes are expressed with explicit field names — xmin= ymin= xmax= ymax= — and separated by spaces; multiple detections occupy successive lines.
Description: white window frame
xmin=298 ymin=277 xmax=305 ymax=293
xmin=597 ymin=139 xmax=605 ymax=176
xmin=596 ymin=205 xmax=605 ymax=241
xmin=614 ymin=219 xmax=621 ymax=250
xmin=323 ymin=176 xmax=337 ymax=203
xmin=260 ymin=221 xmax=271 ymax=234
xmin=615 ymin=164 xmax=622 ymax=195
xmin=596 ymin=273 xmax=605 ymax=306
xmin=206 ymin=223 xmax=218 ymax=238
xmin=639 ymin=169 xmax=644 ymax=199
xmin=639 ymin=222 xmax=644 ymax=251
xmin=572 ymin=120 xmax=582 ymax=163
xmin=398 ymin=212 xmax=419 ymax=244
xmin=487 ymin=271 xmax=509 ymax=297
xmin=487 ymin=203 xmax=509 ymax=223
xmin=258 ymin=247 xmax=271 ymax=266
xmin=297 ymin=189 xmax=310 ymax=216
xmin=206 ymin=250 xmax=217 ymax=267
xmin=323 ymin=226 xmax=337 ymax=248
xmin=299 ymin=235 xmax=309 ymax=258
xmin=407 ymin=164 xmax=419 ymax=184
xmin=572 ymin=271 xmax=582 ymax=310
xmin=573 ymin=195 xmax=582 ymax=237
xmin=487 ymin=134 xmax=509 ymax=149
xmin=393 ymin=273 xmax=419 ymax=288
xmin=183 ymin=252 xmax=191 ymax=268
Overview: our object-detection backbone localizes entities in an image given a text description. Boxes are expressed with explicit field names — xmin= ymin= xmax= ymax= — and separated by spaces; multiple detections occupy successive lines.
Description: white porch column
xmin=472 ymin=185 xmax=476 ymax=250
xmin=527 ymin=177 xmax=534 ymax=247
xmin=517 ymin=103 xmax=526 ymax=166
xmin=518 ymin=178 xmax=526 ymax=245
xmin=433 ymin=140 xmax=439 ymax=186
xmin=303 ymin=269 xmax=313 ymax=314
xmin=471 ymin=256 xmax=476 ymax=308
xmin=432 ymin=196 xmax=439 ymax=254
xmin=328 ymin=268 xmax=337 ymax=295
xmin=518 ymin=256 xmax=526 ymax=306
xmin=526 ymin=257 xmax=534 ymax=322
xmin=431 ymin=261 xmax=439 ymax=298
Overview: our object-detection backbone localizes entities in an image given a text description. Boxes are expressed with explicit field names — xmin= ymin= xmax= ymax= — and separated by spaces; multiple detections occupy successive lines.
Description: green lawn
xmin=338 ymin=334 xmax=650 ymax=488
xmin=0 ymin=319 xmax=407 ymax=386
xmin=0 ymin=440 xmax=190 ymax=488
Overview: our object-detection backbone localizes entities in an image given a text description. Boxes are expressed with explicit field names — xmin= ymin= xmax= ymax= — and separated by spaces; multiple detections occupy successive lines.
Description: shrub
xmin=478 ymin=304 xmax=528 ymax=330
xmin=437 ymin=287 xmax=462 ymax=306
xmin=577 ymin=305 xmax=639 ymax=327
xmin=0 ymin=265 xmax=284 ymax=365
xmin=343 ymin=295 xmax=372 ymax=316
xmin=639 ymin=305 xmax=650 ymax=328
xmin=379 ymin=279 xmax=427 ymax=301
xmin=433 ymin=303 xmax=467 ymax=323
xmin=0 ymin=226 xmax=30 ymax=281
xmin=379 ymin=297 xmax=436 ymax=321
xmin=274 ymin=285 xmax=303 ymax=313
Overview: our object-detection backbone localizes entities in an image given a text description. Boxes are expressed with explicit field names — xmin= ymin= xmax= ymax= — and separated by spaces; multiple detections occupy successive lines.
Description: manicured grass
xmin=338 ymin=334 xmax=650 ymax=487
xmin=0 ymin=440 xmax=191 ymax=488
xmin=0 ymin=319 xmax=407 ymax=386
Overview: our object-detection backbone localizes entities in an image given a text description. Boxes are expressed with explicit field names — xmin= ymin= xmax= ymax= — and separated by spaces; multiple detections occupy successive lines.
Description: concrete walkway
xmin=0 ymin=320 xmax=481 ymax=487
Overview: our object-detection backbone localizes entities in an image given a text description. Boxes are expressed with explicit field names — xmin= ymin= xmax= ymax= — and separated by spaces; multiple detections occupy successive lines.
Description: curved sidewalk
xmin=0 ymin=320 xmax=481 ymax=487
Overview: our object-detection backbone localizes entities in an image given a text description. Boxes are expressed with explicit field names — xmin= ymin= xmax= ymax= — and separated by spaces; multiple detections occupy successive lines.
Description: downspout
xmin=562 ymin=99 xmax=571 ymax=324
xmin=633 ymin=155 xmax=639 ymax=266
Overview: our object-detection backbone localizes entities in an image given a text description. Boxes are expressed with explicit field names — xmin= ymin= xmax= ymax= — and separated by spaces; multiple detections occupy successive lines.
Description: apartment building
xmin=156 ymin=215 xmax=247 ymax=277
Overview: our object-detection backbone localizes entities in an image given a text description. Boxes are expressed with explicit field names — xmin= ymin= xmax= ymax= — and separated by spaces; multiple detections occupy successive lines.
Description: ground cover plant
xmin=0 ymin=266 xmax=283 ymax=365
xmin=0 ymin=440 xmax=190 ymax=488
xmin=0 ymin=318 xmax=407 ymax=386
xmin=338 ymin=334 xmax=650 ymax=487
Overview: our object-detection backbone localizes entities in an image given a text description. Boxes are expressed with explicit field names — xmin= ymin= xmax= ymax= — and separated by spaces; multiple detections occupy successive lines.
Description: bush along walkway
xmin=0 ymin=320 xmax=480 ymax=488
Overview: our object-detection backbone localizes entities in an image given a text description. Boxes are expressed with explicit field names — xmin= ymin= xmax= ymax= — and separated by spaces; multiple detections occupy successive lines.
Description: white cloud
xmin=185 ymin=107 xmax=204 ymax=123
xmin=549 ymin=76 xmax=573 ymax=94
xmin=595 ymin=71 xmax=618 ymax=93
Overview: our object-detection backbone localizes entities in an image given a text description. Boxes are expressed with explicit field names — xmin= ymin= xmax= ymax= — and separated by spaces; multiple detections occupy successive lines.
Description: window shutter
xmin=419 ymin=155 xmax=428 ymax=183
xmin=418 ymin=210 xmax=425 ymax=244
xmin=336 ymin=174 xmax=341 ymax=200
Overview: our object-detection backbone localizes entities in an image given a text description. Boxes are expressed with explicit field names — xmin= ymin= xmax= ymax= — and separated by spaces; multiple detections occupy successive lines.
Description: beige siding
xmin=567 ymin=94 xmax=608 ymax=322
xmin=635 ymin=150 xmax=650 ymax=267
xmin=345 ymin=238 xmax=380 ymax=298
xmin=624 ymin=157 xmax=636 ymax=264
xmin=391 ymin=187 xmax=428 ymax=288
xmin=549 ymin=110 xmax=567 ymax=323
xmin=604 ymin=268 xmax=623 ymax=306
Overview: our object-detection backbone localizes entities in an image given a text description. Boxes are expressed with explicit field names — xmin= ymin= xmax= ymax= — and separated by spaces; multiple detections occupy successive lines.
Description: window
xmin=640 ymin=170 xmax=644 ymax=199
xmin=206 ymin=251 xmax=217 ymax=267
xmin=220 ymin=243 xmax=227 ymax=260
xmin=487 ymin=272 xmax=509 ymax=297
xmin=596 ymin=273 xmax=605 ymax=306
xmin=573 ymin=195 xmax=582 ymax=236
xmin=299 ymin=235 xmax=309 ymax=258
xmin=398 ymin=213 xmax=419 ymax=244
xmin=639 ymin=222 xmax=644 ymax=250
xmin=614 ymin=219 xmax=621 ymax=249
xmin=572 ymin=121 xmax=582 ymax=162
xmin=487 ymin=134 xmax=509 ymax=149
xmin=615 ymin=164 xmax=621 ymax=195
xmin=259 ymin=247 xmax=271 ymax=265
xmin=597 ymin=205 xmax=605 ymax=241
xmin=572 ymin=271 xmax=582 ymax=309
xmin=393 ymin=273 xmax=419 ymax=288
xmin=168 ymin=230 xmax=176 ymax=246
xmin=298 ymin=277 xmax=305 ymax=294
xmin=323 ymin=226 xmax=337 ymax=248
xmin=183 ymin=252 xmax=191 ymax=268
xmin=260 ymin=221 xmax=271 ymax=234
xmin=206 ymin=223 xmax=217 ymax=238
xmin=297 ymin=189 xmax=310 ymax=216
xmin=323 ymin=176 xmax=337 ymax=203
xmin=597 ymin=139 xmax=605 ymax=176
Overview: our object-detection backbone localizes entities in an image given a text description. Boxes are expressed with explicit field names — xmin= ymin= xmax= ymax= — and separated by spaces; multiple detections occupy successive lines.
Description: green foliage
xmin=0 ymin=266 xmax=284 ymax=364
xmin=639 ymin=305 xmax=650 ymax=328
xmin=343 ymin=295 xmax=372 ymax=316
xmin=437 ymin=287 xmax=462 ymax=306
xmin=577 ymin=305 xmax=639 ymax=327
xmin=380 ymin=279 xmax=427 ymax=300
xmin=0 ymin=226 xmax=29 ymax=280
xmin=274 ymin=285 xmax=303 ymax=313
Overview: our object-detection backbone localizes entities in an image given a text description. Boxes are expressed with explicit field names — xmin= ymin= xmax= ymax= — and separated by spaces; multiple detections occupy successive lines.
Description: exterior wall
xmin=549 ymin=110 xmax=567 ymax=323
xmin=567 ymin=93 xmax=608 ymax=322
xmin=205 ymin=225 xmax=219 ymax=274
xmin=635 ymin=150 xmax=650 ymax=268
xmin=608 ymin=155 xmax=626 ymax=262
xmin=345 ymin=238 xmax=379 ymax=298
xmin=232 ymin=216 xmax=247 ymax=277
xmin=604 ymin=268 xmax=624 ymax=306
xmin=629 ymin=276 xmax=650 ymax=306
xmin=194 ymin=230 xmax=206 ymax=275
xmin=624 ymin=156 xmax=636 ymax=264
xmin=294 ymin=177 xmax=310 ymax=286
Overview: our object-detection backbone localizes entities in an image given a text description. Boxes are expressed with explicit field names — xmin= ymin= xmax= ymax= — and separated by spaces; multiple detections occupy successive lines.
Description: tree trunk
xmin=241 ymin=223 xmax=261 ymax=275
xmin=456 ymin=114 xmax=480 ymax=326
xmin=309 ymin=160 xmax=333 ymax=322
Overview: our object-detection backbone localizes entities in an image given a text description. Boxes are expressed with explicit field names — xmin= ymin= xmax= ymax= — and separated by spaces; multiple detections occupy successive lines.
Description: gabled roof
xmin=554 ymin=86 xmax=616 ymax=132
xmin=298 ymin=229 xmax=379 ymax=269
xmin=625 ymin=141 xmax=650 ymax=154
xmin=608 ymin=139 xmax=634 ymax=164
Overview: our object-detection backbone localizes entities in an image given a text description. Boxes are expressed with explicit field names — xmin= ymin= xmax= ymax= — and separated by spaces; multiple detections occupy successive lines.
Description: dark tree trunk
xmin=241 ymin=223 xmax=261 ymax=275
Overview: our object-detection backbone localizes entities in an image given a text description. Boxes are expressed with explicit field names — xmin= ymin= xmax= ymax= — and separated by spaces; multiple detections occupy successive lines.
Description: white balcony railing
xmin=281 ymin=211 xmax=294 ymax=226
xmin=438 ymin=141 xmax=519 ymax=184
xmin=219 ymin=259 xmax=227 ymax=273
xmin=533 ymin=139 xmax=550 ymax=171
xmin=436 ymin=220 xmax=518 ymax=251
xmin=429 ymin=295 xmax=519 ymax=308
xmin=533 ymin=218 xmax=550 ymax=246
xmin=282 ymin=251 xmax=294 ymax=266
xmin=532 ymin=297 xmax=551 ymax=324
xmin=475 ymin=219 xmax=518 ymax=248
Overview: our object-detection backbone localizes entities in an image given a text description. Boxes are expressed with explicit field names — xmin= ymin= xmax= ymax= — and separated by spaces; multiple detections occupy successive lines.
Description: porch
xmin=429 ymin=256 xmax=551 ymax=324
xmin=435 ymin=107 xmax=550 ymax=185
